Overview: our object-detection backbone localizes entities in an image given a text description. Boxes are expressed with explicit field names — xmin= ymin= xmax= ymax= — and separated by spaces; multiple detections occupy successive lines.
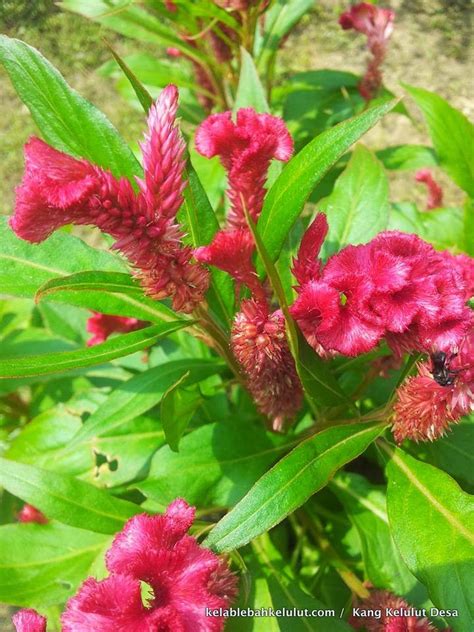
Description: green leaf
xmin=70 ymin=358 xmax=224 ymax=444
xmin=180 ymin=161 xmax=234 ymax=325
xmin=0 ymin=522 xmax=109 ymax=607
xmin=7 ymin=407 xmax=167 ymax=489
xmin=161 ymin=372 xmax=202 ymax=452
xmin=388 ymin=202 xmax=466 ymax=252
xmin=257 ymin=100 xmax=396 ymax=263
xmin=234 ymin=48 xmax=269 ymax=113
xmin=0 ymin=457 xmax=140 ymax=534
xmin=0 ymin=321 xmax=189 ymax=378
xmin=103 ymin=40 xmax=153 ymax=113
xmin=228 ymin=534 xmax=352 ymax=631
xmin=296 ymin=331 xmax=351 ymax=409
xmin=205 ymin=420 xmax=386 ymax=552
xmin=408 ymin=418 xmax=474 ymax=493
xmin=36 ymin=271 xmax=178 ymax=324
xmin=320 ymin=144 xmax=389 ymax=257
xmin=404 ymin=84 xmax=474 ymax=197
xmin=0 ymin=36 xmax=141 ymax=181
xmin=384 ymin=444 xmax=474 ymax=632
xmin=330 ymin=472 xmax=425 ymax=597
xmin=137 ymin=420 xmax=293 ymax=510
xmin=0 ymin=218 xmax=126 ymax=299
xmin=376 ymin=144 xmax=438 ymax=171
xmin=257 ymin=0 xmax=314 ymax=72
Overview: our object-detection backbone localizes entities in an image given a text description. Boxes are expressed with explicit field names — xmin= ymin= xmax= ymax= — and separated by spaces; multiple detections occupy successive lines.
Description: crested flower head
xmin=415 ymin=169 xmax=444 ymax=210
xmin=290 ymin=225 xmax=473 ymax=358
xmin=232 ymin=299 xmax=303 ymax=431
xmin=12 ymin=609 xmax=47 ymax=632
xmin=86 ymin=312 xmax=147 ymax=346
xmin=10 ymin=85 xmax=209 ymax=313
xmin=339 ymin=2 xmax=394 ymax=49
xmin=339 ymin=2 xmax=394 ymax=100
xmin=350 ymin=589 xmax=437 ymax=631
xmin=17 ymin=504 xmax=48 ymax=524
xmin=62 ymin=499 xmax=237 ymax=632
xmin=195 ymin=108 xmax=293 ymax=228
xmin=392 ymin=329 xmax=474 ymax=443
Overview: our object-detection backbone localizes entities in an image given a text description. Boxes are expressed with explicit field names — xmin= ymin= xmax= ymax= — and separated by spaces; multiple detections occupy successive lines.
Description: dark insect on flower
xmin=430 ymin=351 xmax=459 ymax=387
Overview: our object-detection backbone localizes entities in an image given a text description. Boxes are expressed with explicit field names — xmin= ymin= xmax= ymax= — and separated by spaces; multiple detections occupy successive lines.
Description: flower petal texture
xmin=195 ymin=108 xmax=293 ymax=228
xmin=62 ymin=499 xmax=237 ymax=632
xmin=12 ymin=609 xmax=47 ymax=632
xmin=17 ymin=504 xmax=48 ymax=524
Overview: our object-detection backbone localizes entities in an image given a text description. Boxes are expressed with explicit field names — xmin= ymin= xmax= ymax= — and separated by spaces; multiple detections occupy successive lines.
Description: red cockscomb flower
xmin=17 ymin=504 xmax=48 ymax=524
xmin=62 ymin=499 xmax=237 ymax=631
xmin=232 ymin=299 xmax=303 ymax=431
xmin=195 ymin=108 xmax=293 ymax=228
xmin=339 ymin=3 xmax=394 ymax=100
xmin=350 ymin=590 xmax=438 ymax=631
xmin=290 ymin=217 xmax=473 ymax=358
xmin=392 ymin=329 xmax=474 ymax=442
xmin=415 ymin=169 xmax=444 ymax=210
xmin=86 ymin=312 xmax=147 ymax=346
xmin=12 ymin=609 xmax=47 ymax=632
xmin=10 ymin=86 xmax=209 ymax=313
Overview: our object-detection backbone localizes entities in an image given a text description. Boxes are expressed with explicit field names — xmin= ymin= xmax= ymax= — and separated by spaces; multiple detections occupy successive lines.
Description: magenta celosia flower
xmin=86 ymin=312 xmax=147 ymax=346
xmin=339 ymin=2 xmax=394 ymax=100
xmin=195 ymin=108 xmax=293 ymax=228
xmin=195 ymin=226 xmax=302 ymax=429
xmin=194 ymin=228 xmax=267 ymax=303
xmin=292 ymin=212 xmax=328 ymax=287
xmin=10 ymin=85 xmax=209 ymax=313
xmin=290 ymin=217 xmax=473 ymax=357
xmin=415 ymin=169 xmax=444 ymax=210
xmin=232 ymin=299 xmax=303 ymax=431
xmin=12 ymin=609 xmax=47 ymax=632
xmin=17 ymin=504 xmax=48 ymax=524
xmin=393 ymin=329 xmax=474 ymax=442
xmin=350 ymin=590 xmax=438 ymax=631
xmin=62 ymin=499 xmax=237 ymax=631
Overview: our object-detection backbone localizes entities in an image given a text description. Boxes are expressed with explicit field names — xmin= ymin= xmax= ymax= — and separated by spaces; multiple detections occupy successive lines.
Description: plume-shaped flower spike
xmin=10 ymin=85 xmax=209 ymax=313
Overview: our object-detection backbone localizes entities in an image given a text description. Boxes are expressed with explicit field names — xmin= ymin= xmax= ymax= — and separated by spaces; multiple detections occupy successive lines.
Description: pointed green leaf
xmin=384 ymin=444 xmax=474 ymax=632
xmin=320 ymin=144 xmax=389 ymax=257
xmin=0 ymin=457 xmax=140 ymax=534
xmin=0 ymin=36 xmax=141 ymax=180
xmin=257 ymin=100 xmax=397 ymax=263
xmin=0 ymin=322 xmax=190 ymax=378
xmin=404 ymin=84 xmax=474 ymax=197
xmin=205 ymin=420 xmax=386 ymax=552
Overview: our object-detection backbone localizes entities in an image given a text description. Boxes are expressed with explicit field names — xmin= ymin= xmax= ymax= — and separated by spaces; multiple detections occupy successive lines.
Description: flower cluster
xmin=393 ymin=328 xmax=474 ymax=442
xmin=339 ymin=2 xmax=395 ymax=100
xmin=10 ymin=86 xmax=209 ymax=313
xmin=290 ymin=215 xmax=473 ymax=357
xmin=350 ymin=590 xmax=442 ymax=631
xmin=194 ymin=109 xmax=301 ymax=430
xmin=86 ymin=312 xmax=147 ymax=346
xmin=415 ymin=168 xmax=444 ymax=210
xmin=195 ymin=108 xmax=293 ymax=228
xmin=14 ymin=500 xmax=237 ymax=631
